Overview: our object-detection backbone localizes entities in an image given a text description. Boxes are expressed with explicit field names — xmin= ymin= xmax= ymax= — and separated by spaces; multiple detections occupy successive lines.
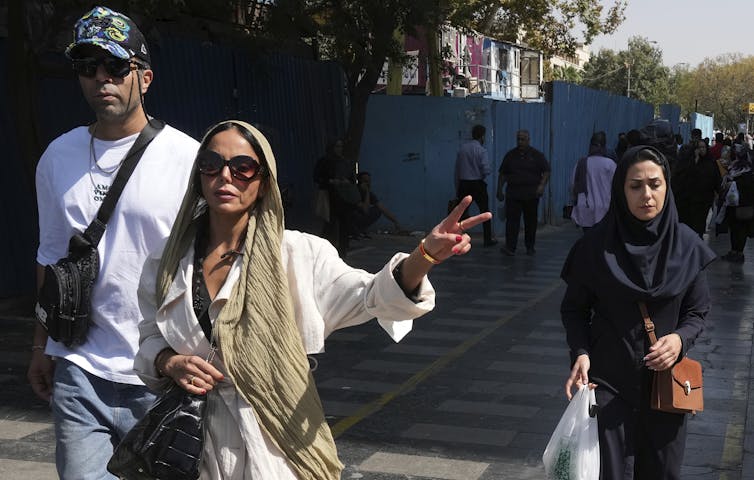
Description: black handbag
xmin=107 ymin=384 xmax=207 ymax=480
xmin=35 ymin=120 xmax=164 ymax=346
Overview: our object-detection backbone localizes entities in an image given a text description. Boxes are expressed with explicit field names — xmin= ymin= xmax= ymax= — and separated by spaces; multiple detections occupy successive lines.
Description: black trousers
xmin=323 ymin=193 xmax=353 ymax=258
xmin=728 ymin=211 xmax=751 ymax=252
xmin=595 ymin=388 xmax=687 ymax=480
xmin=677 ymin=204 xmax=710 ymax=237
xmin=457 ymin=179 xmax=492 ymax=244
xmin=504 ymin=197 xmax=539 ymax=251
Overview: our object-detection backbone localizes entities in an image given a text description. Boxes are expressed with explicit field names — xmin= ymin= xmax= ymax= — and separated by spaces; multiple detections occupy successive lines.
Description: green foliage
xmin=675 ymin=54 xmax=754 ymax=133
xmin=264 ymin=0 xmax=450 ymax=158
xmin=551 ymin=65 xmax=583 ymax=83
xmin=266 ymin=1 xmax=441 ymax=85
xmin=266 ymin=0 xmax=627 ymax=85
xmin=580 ymin=48 xmax=625 ymax=93
xmin=27 ymin=0 xmax=238 ymax=56
xmin=263 ymin=0 xmax=627 ymax=158
xmin=581 ymin=36 xmax=670 ymax=106
xmin=447 ymin=0 xmax=626 ymax=58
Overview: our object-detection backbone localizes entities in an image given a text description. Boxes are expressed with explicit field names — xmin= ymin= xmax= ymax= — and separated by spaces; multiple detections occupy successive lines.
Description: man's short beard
xmin=94 ymin=71 xmax=142 ymax=121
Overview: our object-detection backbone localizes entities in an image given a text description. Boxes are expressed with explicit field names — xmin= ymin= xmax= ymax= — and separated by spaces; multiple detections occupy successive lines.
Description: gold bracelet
xmin=419 ymin=238 xmax=442 ymax=265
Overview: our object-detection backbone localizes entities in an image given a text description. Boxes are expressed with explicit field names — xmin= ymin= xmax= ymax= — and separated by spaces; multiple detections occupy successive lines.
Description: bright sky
xmin=589 ymin=0 xmax=754 ymax=67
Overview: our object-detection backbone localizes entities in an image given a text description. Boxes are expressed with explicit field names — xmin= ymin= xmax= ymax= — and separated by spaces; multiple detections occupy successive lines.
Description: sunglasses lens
xmin=104 ymin=58 xmax=133 ymax=77
xmin=229 ymin=156 xmax=260 ymax=181
xmin=72 ymin=59 xmax=97 ymax=77
xmin=197 ymin=151 xmax=223 ymax=175
xmin=72 ymin=57 xmax=133 ymax=78
xmin=197 ymin=151 xmax=263 ymax=181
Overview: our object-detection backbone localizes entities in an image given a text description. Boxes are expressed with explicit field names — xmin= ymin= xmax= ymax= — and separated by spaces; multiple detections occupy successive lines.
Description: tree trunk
xmin=386 ymin=29 xmax=404 ymax=95
xmin=426 ymin=25 xmax=443 ymax=97
xmin=344 ymin=64 xmax=382 ymax=163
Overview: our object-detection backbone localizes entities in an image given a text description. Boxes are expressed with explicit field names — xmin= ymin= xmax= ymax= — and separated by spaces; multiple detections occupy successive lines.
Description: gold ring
xmin=188 ymin=375 xmax=196 ymax=386
xmin=458 ymin=220 xmax=465 ymax=231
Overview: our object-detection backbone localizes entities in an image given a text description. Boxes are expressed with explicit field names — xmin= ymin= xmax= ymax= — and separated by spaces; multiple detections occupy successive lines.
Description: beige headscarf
xmin=156 ymin=120 xmax=342 ymax=479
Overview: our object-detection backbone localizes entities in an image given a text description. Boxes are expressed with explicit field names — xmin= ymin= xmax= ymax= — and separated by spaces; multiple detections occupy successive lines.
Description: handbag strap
xmin=84 ymin=119 xmax=166 ymax=246
xmin=639 ymin=301 xmax=659 ymax=345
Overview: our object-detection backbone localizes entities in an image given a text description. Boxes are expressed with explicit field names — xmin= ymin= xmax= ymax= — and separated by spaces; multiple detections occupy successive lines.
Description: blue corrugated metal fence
xmin=548 ymin=81 xmax=655 ymax=224
xmin=0 ymin=40 xmax=37 ymax=297
xmin=0 ymin=36 xmax=347 ymax=297
xmin=358 ymin=81 xmax=656 ymax=233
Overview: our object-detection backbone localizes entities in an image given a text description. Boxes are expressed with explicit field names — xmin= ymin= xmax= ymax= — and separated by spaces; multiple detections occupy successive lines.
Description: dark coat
xmin=561 ymin=270 xmax=709 ymax=408
xmin=671 ymin=153 xmax=721 ymax=210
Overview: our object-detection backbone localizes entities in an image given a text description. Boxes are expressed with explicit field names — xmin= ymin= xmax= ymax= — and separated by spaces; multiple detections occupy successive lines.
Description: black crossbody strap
xmin=84 ymin=119 xmax=166 ymax=245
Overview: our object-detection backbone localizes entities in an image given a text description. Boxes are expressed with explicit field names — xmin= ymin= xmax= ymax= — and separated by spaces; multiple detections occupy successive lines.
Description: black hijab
xmin=562 ymin=145 xmax=716 ymax=300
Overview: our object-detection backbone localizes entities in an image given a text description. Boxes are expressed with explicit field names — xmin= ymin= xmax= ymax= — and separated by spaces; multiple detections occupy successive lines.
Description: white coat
xmin=134 ymin=230 xmax=435 ymax=479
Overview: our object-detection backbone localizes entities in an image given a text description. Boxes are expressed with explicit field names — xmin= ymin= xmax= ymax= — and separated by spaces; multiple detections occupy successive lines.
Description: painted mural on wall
xmin=374 ymin=24 xmax=543 ymax=100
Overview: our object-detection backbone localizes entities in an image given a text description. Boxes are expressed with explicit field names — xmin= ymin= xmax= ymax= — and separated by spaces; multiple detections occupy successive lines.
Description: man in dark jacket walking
xmin=497 ymin=130 xmax=550 ymax=255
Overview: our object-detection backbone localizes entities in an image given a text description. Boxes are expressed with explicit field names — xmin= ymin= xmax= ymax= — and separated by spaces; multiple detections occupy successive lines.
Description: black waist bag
xmin=34 ymin=119 xmax=164 ymax=347
xmin=35 ymin=233 xmax=99 ymax=346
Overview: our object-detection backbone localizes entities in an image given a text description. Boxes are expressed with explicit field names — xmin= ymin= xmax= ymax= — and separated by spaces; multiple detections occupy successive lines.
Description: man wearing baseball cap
xmin=28 ymin=6 xmax=199 ymax=479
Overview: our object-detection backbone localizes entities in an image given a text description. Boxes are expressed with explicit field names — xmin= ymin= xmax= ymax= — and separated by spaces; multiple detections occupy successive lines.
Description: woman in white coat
xmin=134 ymin=120 xmax=490 ymax=479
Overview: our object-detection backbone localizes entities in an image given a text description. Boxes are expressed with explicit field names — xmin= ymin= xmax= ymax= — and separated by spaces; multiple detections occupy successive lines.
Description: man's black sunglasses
xmin=197 ymin=150 xmax=266 ymax=182
xmin=72 ymin=57 xmax=143 ymax=78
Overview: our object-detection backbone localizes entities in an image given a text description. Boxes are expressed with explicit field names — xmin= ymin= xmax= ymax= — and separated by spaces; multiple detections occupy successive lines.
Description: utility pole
xmin=625 ymin=61 xmax=631 ymax=98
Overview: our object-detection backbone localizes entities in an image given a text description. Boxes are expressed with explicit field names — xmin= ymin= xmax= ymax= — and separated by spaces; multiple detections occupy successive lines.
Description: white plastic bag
xmin=714 ymin=202 xmax=727 ymax=225
xmin=727 ymin=181 xmax=740 ymax=207
xmin=542 ymin=386 xmax=600 ymax=480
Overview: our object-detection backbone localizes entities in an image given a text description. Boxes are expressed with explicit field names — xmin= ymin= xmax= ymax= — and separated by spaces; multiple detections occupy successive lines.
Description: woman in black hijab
xmin=560 ymin=146 xmax=716 ymax=479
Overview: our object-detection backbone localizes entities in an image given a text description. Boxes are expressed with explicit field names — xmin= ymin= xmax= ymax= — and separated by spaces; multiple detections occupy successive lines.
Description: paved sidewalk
xmin=322 ymin=225 xmax=754 ymax=479
xmin=1 ymin=223 xmax=753 ymax=479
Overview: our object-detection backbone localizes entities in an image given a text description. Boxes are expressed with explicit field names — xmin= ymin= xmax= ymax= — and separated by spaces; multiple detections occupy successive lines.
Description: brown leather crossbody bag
xmin=639 ymin=302 xmax=703 ymax=415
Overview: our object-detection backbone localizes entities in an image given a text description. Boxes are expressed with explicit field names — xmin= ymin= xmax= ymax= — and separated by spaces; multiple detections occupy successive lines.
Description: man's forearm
xmin=540 ymin=172 xmax=551 ymax=187
xmin=36 ymin=263 xmax=45 ymax=291
xmin=33 ymin=264 xmax=48 ymax=346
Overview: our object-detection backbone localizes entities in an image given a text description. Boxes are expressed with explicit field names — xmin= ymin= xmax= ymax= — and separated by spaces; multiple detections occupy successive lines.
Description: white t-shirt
xmin=36 ymin=124 xmax=199 ymax=384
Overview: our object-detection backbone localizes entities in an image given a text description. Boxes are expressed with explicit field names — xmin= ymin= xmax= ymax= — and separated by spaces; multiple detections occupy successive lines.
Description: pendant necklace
xmin=88 ymin=124 xmax=127 ymax=188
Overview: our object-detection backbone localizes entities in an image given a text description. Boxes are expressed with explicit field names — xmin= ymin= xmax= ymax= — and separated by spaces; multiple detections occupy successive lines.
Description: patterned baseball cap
xmin=65 ymin=6 xmax=150 ymax=64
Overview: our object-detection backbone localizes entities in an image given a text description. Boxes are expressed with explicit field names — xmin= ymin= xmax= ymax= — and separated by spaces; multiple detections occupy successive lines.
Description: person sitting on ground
xmin=349 ymin=171 xmax=402 ymax=238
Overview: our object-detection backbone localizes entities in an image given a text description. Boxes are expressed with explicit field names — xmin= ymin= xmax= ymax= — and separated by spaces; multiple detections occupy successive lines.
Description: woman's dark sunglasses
xmin=72 ymin=57 xmax=140 ymax=78
xmin=197 ymin=150 xmax=266 ymax=182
